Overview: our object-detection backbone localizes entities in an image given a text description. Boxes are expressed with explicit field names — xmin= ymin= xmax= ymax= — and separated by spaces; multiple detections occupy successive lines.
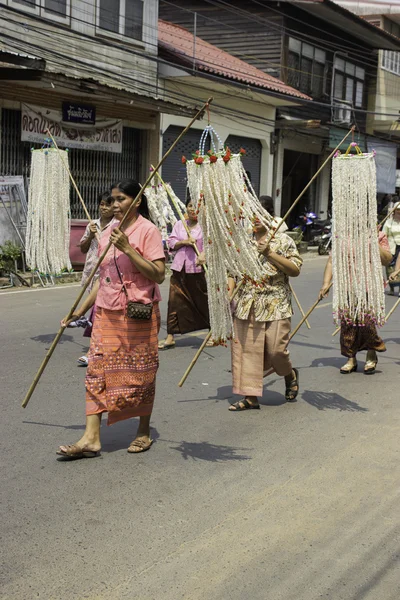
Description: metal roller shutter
xmin=225 ymin=135 xmax=262 ymax=195
xmin=161 ymin=125 xmax=210 ymax=203
xmin=0 ymin=108 xmax=142 ymax=218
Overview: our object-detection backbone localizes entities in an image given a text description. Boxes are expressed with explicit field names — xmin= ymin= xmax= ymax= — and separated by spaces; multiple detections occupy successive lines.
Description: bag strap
xmin=113 ymin=248 xmax=156 ymax=301
xmin=113 ymin=248 xmax=128 ymax=297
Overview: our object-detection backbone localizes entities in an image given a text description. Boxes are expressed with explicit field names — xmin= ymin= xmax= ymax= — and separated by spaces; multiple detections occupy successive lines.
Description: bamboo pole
xmin=378 ymin=200 xmax=400 ymax=230
xmin=290 ymin=284 xmax=311 ymax=329
xmin=178 ymin=281 xmax=243 ymax=388
xmin=384 ymin=295 xmax=400 ymax=323
xmin=151 ymin=166 xmax=208 ymax=275
xmin=177 ymin=128 xmax=354 ymax=387
xmin=22 ymin=98 xmax=213 ymax=408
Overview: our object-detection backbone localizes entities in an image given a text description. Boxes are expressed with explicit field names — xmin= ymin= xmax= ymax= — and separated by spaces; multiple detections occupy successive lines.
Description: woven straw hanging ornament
xmin=331 ymin=145 xmax=385 ymax=327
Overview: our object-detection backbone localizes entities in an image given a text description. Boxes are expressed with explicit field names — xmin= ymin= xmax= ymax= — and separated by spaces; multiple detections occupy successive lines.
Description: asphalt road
xmin=1 ymin=256 xmax=399 ymax=600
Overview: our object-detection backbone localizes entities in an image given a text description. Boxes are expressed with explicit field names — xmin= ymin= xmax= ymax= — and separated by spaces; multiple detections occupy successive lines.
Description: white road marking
xmin=0 ymin=284 xmax=81 ymax=296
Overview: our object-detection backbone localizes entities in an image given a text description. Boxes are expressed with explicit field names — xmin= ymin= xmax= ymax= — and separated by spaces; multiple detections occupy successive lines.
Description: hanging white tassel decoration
xmin=331 ymin=147 xmax=385 ymax=327
xmin=184 ymin=126 xmax=281 ymax=344
xmin=146 ymin=181 xmax=186 ymax=239
xmin=26 ymin=148 xmax=72 ymax=275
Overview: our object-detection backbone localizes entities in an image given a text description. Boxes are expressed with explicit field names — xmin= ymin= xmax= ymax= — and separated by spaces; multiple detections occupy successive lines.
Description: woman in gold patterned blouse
xmin=228 ymin=197 xmax=303 ymax=411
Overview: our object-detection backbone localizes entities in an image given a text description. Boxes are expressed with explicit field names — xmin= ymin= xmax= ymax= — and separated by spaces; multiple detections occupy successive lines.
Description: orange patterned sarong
xmin=85 ymin=304 xmax=160 ymax=425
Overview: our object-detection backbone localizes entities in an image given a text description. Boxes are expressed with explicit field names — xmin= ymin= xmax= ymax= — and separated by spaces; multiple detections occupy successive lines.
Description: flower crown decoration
xmin=182 ymin=146 xmax=246 ymax=165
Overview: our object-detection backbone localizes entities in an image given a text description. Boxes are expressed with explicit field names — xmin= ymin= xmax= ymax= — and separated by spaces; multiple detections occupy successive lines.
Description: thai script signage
xmin=21 ymin=104 xmax=122 ymax=153
xmin=62 ymin=102 xmax=96 ymax=124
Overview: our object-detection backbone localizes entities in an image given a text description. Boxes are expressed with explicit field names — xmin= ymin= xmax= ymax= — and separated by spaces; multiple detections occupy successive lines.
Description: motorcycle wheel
xmin=318 ymin=242 xmax=329 ymax=255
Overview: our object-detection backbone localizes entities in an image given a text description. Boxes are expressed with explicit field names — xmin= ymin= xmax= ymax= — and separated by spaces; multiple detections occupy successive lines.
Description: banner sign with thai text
xmin=21 ymin=104 xmax=122 ymax=153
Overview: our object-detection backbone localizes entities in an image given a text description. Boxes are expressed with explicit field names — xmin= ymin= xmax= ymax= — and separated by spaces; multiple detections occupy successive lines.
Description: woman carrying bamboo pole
xmin=57 ymin=180 xmax=165 ymax=459
xmin=228 ymin=196 xmax=303 ymax=411
xmin=158 ymin=197 xmax=210 ymax=350
xmin=318 ymin=230 xmax=392 ymax=374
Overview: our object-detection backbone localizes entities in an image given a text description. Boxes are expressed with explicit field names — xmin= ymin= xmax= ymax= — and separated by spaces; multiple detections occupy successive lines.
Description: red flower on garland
xmin=209 ymin=154 xmax=218 ymax=163
xmin=223 ymin=147 xmax=232 ymax=163
xmin=181 ymin=156 xmax=187 ymax=164
xmin=195 ymin=150 xmax=200 ymax=155
xmin=207 ymin=149 xmax=213 ymax=155
xmin=239 ymin=147 xmax=246 ymax=155
xmin=194 ymin=156 xmax=204 ymax=165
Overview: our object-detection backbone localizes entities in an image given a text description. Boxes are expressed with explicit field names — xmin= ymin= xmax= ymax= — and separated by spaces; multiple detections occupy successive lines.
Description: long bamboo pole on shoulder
xmin=22 ymin=98 xmax=213 ymax=408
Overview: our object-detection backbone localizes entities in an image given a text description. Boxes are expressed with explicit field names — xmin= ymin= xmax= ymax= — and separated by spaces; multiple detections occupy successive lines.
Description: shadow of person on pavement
xmin=310 ymin=356 xmax=347 ymax=369
xmin=302 ymin=390 xmax=368 ymax=412
xmin=169 ymin=440 xmax=251 ymax=462
xmin=30 ymin=332 xmax=89 ymax=353
xmin=23 ymin=420 xmax=86 ymax=430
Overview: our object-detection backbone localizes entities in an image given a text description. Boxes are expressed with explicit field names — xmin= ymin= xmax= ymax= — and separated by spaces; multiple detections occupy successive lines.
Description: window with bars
xmin=333 ymin=57 xmax=365 ymax=109
xmin=382 ymin=51 xmax=400 ymax=76
xmin=98 ymin=0 xmax=144 ymax=41
xmin=287 ymin=37 xmax=326 ymax=98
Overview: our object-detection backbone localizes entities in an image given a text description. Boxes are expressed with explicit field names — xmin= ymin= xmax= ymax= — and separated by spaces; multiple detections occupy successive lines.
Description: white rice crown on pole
xmin=331 ymin=147 xmax=385 ymax=327
xmin=185 ymin=126 xmax=281 ymax=343
xmin=26 ymin=147 xmax=72 ymax=275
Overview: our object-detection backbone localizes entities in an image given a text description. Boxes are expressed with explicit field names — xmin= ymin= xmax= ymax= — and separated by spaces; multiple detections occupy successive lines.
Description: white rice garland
xmin=331 ymin=151 xmax=385 ymax=327
xmin=146 ymin=182 xmax=186 ymax=240
xmin=186 ymin=149 xmax=281 ymax=344
xmin=26 ymin=148 xmax=72 ymax=275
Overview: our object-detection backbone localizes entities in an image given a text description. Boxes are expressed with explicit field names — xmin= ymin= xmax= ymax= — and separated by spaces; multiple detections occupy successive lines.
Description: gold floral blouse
xmin=234 ymin=233 xmax=303 ymax=323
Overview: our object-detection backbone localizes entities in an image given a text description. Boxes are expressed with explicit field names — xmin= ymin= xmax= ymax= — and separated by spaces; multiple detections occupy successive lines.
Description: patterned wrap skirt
xmin=340 ymin=320 xmax=386 ymax=358
xmin=85 ymin=304 xmax=160 ymax=425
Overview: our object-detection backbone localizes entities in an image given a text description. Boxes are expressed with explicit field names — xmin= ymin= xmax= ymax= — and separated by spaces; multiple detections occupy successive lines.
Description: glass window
xmin=335 ymin=57 xmax=345 ymax=71
xmin=13 ymin=0 xmax=37 ymax=5
xmin=302 ymin=43 xmax=314 ymax=59
xmin=345 ymin=62 xmax=355 ymax=76
xmin=125 ymin=0 xmax=143 ymax=40
xmin=99 ymin=0 xmax=120 ymax=34
xmin=345 ymin=78 xmax=354 ymax=103
xmin=289 ymin=37 xmax=301 ymax=53
xmin=315 ymin=49 xmax=326 ymax=63
xmin=300 ymin=57 xmax=312 ymax=93
xmin=44 ymin=0 xmax=66 ymax=15
xmin=334 ymin=73 xmax=344 ymax=99
xmin=355 ymin=81 xmax=363 ymax=108
xmin=355 ymin=66 xmax=365 ymax=80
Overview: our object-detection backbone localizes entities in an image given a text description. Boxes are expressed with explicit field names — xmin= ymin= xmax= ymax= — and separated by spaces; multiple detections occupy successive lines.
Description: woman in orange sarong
xmin=57 ymin=180 xmax=165 ymax=460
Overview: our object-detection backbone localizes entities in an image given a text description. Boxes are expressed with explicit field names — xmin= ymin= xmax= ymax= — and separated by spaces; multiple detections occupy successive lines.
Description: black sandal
xmin=229 ymin=398 xmax=260 ymax=412
xmin=285 ymin=368 xmax=299 ymax=402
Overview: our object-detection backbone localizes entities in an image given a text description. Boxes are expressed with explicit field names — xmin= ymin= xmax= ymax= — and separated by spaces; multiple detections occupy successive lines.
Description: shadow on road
xmin=302 ymin=390 xmax=368 ymax=412
xmin=169 ymin=440 xmax=251 ymax=462
xmin=30 ymin=332 xmax=89 ymax=351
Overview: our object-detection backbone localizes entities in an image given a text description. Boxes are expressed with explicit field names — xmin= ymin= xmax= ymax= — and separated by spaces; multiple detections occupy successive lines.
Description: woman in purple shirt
xmin=158 ymin=199 xmax=210 ymax=350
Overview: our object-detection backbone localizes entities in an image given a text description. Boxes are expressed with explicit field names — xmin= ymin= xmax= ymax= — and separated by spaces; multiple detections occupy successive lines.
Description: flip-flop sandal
xmin=229 ymin=399 xmax=260 ymax=412
xmin=77 ymin=356 xmax=89 ymax=366
xmin=127 ymin=438 xmax=153 ymax=453
xmin=158 ymin=340 xmax=176 ymax=351
xmin=364 ymin=357 xmax=378 ymax=374
xmin=285 ymin=368 xmax=299 ymax=402
xmin=56 ymin=444 xmax=100 ymax=460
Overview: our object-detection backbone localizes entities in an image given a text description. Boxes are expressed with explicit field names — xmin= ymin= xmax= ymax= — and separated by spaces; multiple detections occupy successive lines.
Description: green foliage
xmin=0 ymin=241 xmax=22 ymax=272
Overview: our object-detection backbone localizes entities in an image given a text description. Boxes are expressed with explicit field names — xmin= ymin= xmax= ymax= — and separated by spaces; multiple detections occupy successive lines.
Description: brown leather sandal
xmin=56 ymin=444 xmax=100 ymax=460
xmin=127 ymin=438 xmax=153 ymax=453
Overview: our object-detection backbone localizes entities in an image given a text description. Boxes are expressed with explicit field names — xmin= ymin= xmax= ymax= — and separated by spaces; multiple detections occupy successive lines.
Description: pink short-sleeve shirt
xmin=96 ymin=215 xmax=165 ymax=311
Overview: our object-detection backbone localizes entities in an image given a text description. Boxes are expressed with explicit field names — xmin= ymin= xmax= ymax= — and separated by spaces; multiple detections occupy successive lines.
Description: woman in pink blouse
xmin=158 ymin=199 xmax=210 ymax=350
xmin=57 ymin=180 xmax=165 ymax=459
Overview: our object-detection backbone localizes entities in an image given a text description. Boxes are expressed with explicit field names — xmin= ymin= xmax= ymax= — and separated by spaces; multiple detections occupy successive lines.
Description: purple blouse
xmin=168 ymin=220 xmax=204 ymax=274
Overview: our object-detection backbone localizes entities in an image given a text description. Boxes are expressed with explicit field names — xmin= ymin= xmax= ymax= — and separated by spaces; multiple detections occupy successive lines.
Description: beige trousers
xmin=231 ymin=311 xmax=292 ymax=397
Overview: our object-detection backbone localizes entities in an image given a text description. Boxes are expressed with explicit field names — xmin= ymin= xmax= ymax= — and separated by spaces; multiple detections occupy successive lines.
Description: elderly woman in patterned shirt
xmin=228 ymin=196 xmax=303 ymax=411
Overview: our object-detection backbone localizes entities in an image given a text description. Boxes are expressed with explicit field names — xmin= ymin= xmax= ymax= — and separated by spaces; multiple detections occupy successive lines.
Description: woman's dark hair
xmin=98 ymin=190 xmax=112 ymax=205
xmin=259 ymin=195 xmax=275 ymax=216
xmin=111 ymin=179 xmax=151 ymax=221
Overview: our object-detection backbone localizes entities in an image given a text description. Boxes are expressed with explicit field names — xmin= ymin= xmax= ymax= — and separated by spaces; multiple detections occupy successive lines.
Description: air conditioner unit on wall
xmin=333 ymin=101 xmax=352 ymax=124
